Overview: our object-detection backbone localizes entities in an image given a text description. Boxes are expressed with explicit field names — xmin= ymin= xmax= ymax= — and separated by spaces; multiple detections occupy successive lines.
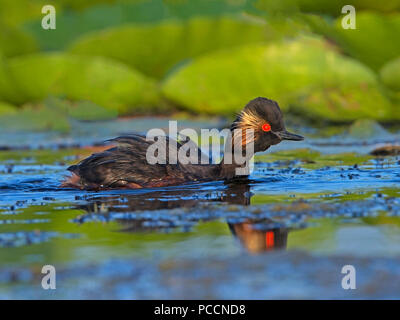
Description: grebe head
xmin=231 ymin=97 xmax=304 ymax=153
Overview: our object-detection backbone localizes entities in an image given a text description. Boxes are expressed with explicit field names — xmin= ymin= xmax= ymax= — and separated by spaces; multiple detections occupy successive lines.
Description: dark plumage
xmin=63 ymin=97 xmax=304 ymax=189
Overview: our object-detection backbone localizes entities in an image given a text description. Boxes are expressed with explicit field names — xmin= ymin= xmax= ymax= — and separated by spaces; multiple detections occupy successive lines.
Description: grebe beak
xmin=276 ymin=130 xmax=304 ymax=141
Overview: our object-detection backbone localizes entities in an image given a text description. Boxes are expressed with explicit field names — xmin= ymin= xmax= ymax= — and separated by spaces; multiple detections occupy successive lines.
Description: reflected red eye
xmin=262 ymin=123 xmax=271 ymax=132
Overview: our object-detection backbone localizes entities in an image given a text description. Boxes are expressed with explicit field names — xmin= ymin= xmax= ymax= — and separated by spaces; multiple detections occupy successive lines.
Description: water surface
xmin=0 ymin=118 xmax=399 ymax=299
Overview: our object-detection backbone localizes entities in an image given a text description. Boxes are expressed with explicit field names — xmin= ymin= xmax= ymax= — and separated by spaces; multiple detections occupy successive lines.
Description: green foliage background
xmin=0 ymin=0 xmax=399 ymax=130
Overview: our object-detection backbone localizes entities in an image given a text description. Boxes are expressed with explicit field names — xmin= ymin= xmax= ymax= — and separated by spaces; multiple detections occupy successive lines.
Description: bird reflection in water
xmin=76 ymin=181 xmax=289 ymax=253
xmin=228 ymin=220 xmax=288 ymax=253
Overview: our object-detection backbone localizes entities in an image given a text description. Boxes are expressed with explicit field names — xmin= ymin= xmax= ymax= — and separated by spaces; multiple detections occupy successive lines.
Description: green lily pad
xmin=7 ymin=54 xmax=68 ymax=104
xmin=255 ymin=148 xmax=374 ymax=171
xmin=162 ymin=36 xmax=395 ymax=121
xmin=0 ymin=54 xmax=22 ymax=103
xmin=309 ymin=12 xmax=400 ymax=71
xmin=348 ymin=119 xmax=389 ymax=139
xmin=0 ymin=0 xmax=46 ymax=27
xmin=0 ymin=24 xmax=38 ymax=57
xmin=0 ymin=101 xmax=17 ymax=116
xmin=293 ymin=84 xmax=396 ymax=121
xmin=42 ymin=97 xmax=118 ymax=121
xmin=4 ymin=53 xmax=160 ymax=114
xmin=25 ymin=0 xmax=256 ymax=51
xmin=380 ymin=57 xmax=400 ymax=92
xmin=0 ymin=103 xmax=70 ymax=133
xmin=380 ymin=57 xmax=400 ymax=108
xmin=68 ymin=16 xmax=270 ymax=78
xmin=294 ymin=0 xmax=400 ymax=15
xmin=67 ymin=100 xmax=118 ymax=121
xmin=0 ymin=97 xmax=118 ymax=133
xmin=333 ymin=13 xmax=400 ymax=71
xmin=256 ymin=0 xmax=400 ymax=17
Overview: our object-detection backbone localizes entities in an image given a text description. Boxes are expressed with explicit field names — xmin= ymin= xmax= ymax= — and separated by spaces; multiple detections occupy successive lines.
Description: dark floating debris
xmin=0 ymin=231 xmax=79 ymax=247
xmin=0 ymin=231 xmax=58 ymax=247
xmin=71 ymin=195 xmax=400 ymax=233
xmin=370 ymin=144 xmax=400 ymax=156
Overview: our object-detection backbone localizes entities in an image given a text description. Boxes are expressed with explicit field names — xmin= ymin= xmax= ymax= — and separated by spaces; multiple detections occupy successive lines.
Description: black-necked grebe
xmin=63 ymin=97 xmax=304 ymax=189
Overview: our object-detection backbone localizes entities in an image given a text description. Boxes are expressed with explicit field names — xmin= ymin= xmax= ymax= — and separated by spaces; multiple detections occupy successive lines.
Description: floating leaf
xmin=348 ymin=119 xmax=389 ymax=139
xmin=42 ymin=97 xmax=118 ymax=121
xmin=308 ymin=12 xmax=400 ymax=71
xmin=0 ymin=0 xmax=46 ymax=27
xmin=293 ymin=85 xmax=397 ymax=121
xmin=0 ymin=103 xmax=70 ymax=133
xmin=162 ymin=36 xmax=396 ymax=121
xmin=0 ymin=54 xmax=22 ymax=104
xmin=380 ymin=56 xmax=400 ymax=106
xmin=4 ymin=53 xmax=160 ymax=114
xmin=0 ymin=101 xmax=16 ymax=116
xmin=380 ymin=57 xmax=400 ymax=92
xmin=67 ymin=100 xmax=118 ymax=121
xmin=257 ymin=0 xmax=400 ymax=16
xmin=0 ymin=24 xmax=37 ymax=57
xmin=25 ymin=0 xmax=255 ymax=50
xmin=333 ymin=13 xmax=400 ymax=71
xmin=69 ymin=16 xmax=270 ymax=78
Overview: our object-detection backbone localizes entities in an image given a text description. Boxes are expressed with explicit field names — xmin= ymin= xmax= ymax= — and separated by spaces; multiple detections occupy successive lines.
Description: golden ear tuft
xmin=237 ymin=109 xmax=263 ymax=129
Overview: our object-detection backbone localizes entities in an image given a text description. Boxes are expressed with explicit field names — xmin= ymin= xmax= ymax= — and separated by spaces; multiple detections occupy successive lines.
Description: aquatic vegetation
xmin=257 ymin=0 xmax=400 ymax=16
xmin=0 ymin=101 xmax=16 ymax=116
xmin=0 ymin=148 xmax=85 ymax=165
xmin=0 ymin=99 xmax=118 ymax=132
xmin=0 ymin=54 xmax=21 ymax=104
xmin=308 ymin=12 xmax=400 ymax=71
xmin=0 ymin=24 xmax=37 ymax=58
xmin=381 ymin=57 xmax=400 ymax=91
xmin=0 ymin=53 xmax=159 ymax=114
xmin=66 ymin=100 xmax=118 ymax=121
xmin=333 ymin=12 xmax=400 ymax=71
xmin=68 ymin=16 xmax=270 ymax=78
xmin=380 ymin=56 xmax=400 ymax=106
xmin=25 ymin=0 xmax=257 ymax=50
xmin=347 ymin=119 xmax=389 ymax=139
xmin=0 ymin=103 xmax=71 ymax=133
xmin=254 ymin=147 xmax=399 ymax=170
xmin=1 ymin=4 xmax=398 ymax=122
xmin=162 ymin=36 xmax=396 ymax=120
xmin=0 ymin=0 xmax=46 ymax=27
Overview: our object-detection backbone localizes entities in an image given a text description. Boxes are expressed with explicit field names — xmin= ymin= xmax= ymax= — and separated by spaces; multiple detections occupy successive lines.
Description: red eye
xmin=262 ymin=123 xmax=271 ymax=132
